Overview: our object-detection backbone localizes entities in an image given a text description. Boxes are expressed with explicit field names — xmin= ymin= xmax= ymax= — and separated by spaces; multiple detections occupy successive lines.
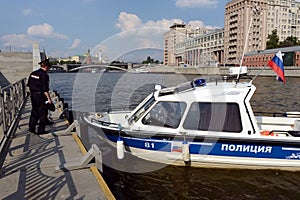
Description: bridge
xmin=52 ymin=63 xmax=132 ymax=72
xmin=68 ymin=64 xmax=129 ymax=72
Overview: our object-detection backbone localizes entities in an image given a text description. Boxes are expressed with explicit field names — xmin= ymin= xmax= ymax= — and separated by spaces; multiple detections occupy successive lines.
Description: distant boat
xmin=48 ymin=65 xmax=66 ymax=73
xmin=133 ymin=68 xmax=148 ymax=73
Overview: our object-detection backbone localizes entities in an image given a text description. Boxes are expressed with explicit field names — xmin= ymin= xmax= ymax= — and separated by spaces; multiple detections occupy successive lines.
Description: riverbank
xmin=0 ymin=52 xmax=32 ymax=83
xmin=171 ymin=66 xmax=300 ymax=77
xmin=1 ymin=52 xmax=300 ymax=86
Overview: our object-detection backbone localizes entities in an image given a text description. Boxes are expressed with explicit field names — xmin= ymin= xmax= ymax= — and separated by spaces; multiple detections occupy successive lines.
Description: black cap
xmin=39 ymin=58 xmax=51 ymax=67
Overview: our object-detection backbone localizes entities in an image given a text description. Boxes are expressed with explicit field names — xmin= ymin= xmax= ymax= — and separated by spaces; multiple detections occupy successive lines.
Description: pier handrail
xmin=0 ymin=78 xmax=27 ymax=152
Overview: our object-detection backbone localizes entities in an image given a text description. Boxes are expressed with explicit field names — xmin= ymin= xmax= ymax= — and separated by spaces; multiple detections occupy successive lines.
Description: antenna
xmin=236 ymin=5 xmax=261 ymax=83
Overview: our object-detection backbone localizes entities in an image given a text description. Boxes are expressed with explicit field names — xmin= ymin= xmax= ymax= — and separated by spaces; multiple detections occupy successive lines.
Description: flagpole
xmin=249 ymin=66 xmax=267 ymax=85
xmin=249 ymin=51 xmax=285 ymax=85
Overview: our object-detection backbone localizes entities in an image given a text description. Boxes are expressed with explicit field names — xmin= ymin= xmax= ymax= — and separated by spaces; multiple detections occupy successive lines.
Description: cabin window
xmin=183 ymin=102 xmax=242 ymax=133
xmin=142 ymin=101 xmax=187 ymax=129
xmin=131 ymin=95 xmax=156 ymax=122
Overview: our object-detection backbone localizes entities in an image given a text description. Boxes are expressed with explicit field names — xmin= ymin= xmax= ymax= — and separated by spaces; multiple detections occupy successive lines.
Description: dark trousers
xmin=29 ymin=92 xmax=48 ymax=133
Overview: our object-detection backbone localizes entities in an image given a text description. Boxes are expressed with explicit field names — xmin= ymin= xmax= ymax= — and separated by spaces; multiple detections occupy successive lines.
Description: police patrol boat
xmin=84 ymin=76 xmax=300 ymax=170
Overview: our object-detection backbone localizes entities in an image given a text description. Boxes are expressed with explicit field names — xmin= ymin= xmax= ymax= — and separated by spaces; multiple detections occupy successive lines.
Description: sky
xmin=0 ymin=0 xmax=229 ymax=61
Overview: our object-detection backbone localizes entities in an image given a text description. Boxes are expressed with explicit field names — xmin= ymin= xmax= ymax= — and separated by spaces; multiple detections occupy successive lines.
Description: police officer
xmin=27 ymin=58 xmax=53 ymax=134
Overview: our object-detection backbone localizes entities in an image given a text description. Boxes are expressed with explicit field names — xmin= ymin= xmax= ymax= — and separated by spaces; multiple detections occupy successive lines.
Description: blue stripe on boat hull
xmin=105 ymin=135 xmax=300 ymax=160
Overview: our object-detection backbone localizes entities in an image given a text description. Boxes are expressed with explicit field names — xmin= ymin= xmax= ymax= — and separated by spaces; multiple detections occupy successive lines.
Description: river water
xmin=50 ymin=72 xmax=300 ymax=200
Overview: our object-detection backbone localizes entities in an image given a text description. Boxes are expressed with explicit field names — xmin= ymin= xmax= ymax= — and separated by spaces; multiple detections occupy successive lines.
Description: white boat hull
xmin=86 ymin=118 xmax=300 ymax=171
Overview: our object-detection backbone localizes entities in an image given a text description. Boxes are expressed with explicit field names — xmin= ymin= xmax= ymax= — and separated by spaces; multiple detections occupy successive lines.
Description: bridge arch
xmin=68 ymin=64 xmax=128 ymax=72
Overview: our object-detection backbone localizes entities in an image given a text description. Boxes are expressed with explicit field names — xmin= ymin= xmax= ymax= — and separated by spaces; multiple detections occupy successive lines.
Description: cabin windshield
xmin=183 ymin=102 xmax=242 ymax=133
xmin=142 ymin=101 xmax=187 ymax=129
xmin=131 ymin=95 xmax=156 ymax=122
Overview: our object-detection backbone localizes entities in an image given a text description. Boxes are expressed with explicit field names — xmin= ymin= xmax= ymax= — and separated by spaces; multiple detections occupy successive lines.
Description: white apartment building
xmin=175 ymin=29 xmax=224 ymax=66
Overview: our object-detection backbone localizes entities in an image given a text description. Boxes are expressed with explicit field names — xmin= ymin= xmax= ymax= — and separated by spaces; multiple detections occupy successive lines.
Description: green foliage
xmin=266 ymin=29 xmax=279 ymax=49
xmin=59 ymin=60 xmax=78 ymax=65
xmin=142 ymin=56 xmax=160 ymax=64
xmin=50 ymin=60 xmax=58 ymax=65
xmin=266 ymin=29 xmax=300 ymax=49
xmin=279 ymin=36 xmax=300 ymax=47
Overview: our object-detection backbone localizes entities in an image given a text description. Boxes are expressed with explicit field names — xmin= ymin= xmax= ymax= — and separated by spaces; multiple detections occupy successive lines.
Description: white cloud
xmin=115 ymin=12 xmax=184 ymax=34
xmin=0 ymin=34 xmax=35 ymax=48
xmin=96 ymin=12 xmax=219 ymax=61
xmin=27 ymin=23 xmax=68 ymax=39
xmin=22 ymin=8 xmax=33 ymax=16
xmin=175 ymin=0 xmax=218 ymax=8
xmin=144 ymin=18 xmax=184 ymax=30
xmin=188 ymin=20 xmax=204 ymax=29
xmin=115 ymin=12 xmax=215 ymax=33
xmin=70 ymin=38 xmax=81 ymax=49
xmin=187 ymin=20 xmax=221 ymax=29
xmin=115 ymin=12 xmax=142 ymax=31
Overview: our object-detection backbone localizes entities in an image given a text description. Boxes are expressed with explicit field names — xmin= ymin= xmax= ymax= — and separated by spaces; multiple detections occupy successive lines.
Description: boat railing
xmin=270 ymin=130 xmax=300 ymax=137
xmin=0 ymin=78 xmax=27 ymax=152
xmin=91 ymin=117 xmax=119 ymax=128
xmin=254 ymin=111 xmax=300 ymax=118
xmin=172 ymin=76 xmax=253 ymax=95
xmin=107 ymin=107 xmax=132 ymax=113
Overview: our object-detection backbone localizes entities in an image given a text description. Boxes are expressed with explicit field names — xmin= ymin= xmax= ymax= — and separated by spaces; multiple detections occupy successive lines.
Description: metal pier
xmin=0 ymin=89 xmax=115 ymax=199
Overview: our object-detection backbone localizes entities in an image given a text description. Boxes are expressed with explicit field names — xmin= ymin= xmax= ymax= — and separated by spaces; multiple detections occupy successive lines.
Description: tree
xmin=142 ymin=56 xmax=154 ymax=64
xmin=266 ymin=29 xmax=279 ymax=49
xmin=279 ymin=35 xmax=300 ymax=48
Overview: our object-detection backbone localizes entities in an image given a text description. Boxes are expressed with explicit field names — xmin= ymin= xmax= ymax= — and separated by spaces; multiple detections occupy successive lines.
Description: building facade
xmin=164 ymin=0 xmax=300 ymax=67
xmin=268 ymin=0 xmax=300 ymax=41
xmin=174 ymin=29 xmax=224 ymax=66
xmin=224 ymin=0 xmax=268 ymax=65
xmin=164 ymin=23 xmax=190 ymax=66
xmin=243 ymin=46 xmax=300 ymax=67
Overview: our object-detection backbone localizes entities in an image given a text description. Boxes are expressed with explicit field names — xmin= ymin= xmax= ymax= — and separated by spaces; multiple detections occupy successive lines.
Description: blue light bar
xmin=193 ymin=78 xmax=206 ymax=87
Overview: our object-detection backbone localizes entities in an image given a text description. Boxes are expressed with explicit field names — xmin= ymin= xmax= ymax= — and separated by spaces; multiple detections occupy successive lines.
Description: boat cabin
xmin=125 ymin=79 xmax=259 ymax=137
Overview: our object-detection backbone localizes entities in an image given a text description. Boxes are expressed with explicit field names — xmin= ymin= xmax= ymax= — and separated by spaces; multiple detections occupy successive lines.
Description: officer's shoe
xmin=46 ymin=120 xmax=54 ymax=125
xmin=36 ymin=131 xmax=50 ymax=135
xmin=29 ymin=128 xmax=36 ymax=134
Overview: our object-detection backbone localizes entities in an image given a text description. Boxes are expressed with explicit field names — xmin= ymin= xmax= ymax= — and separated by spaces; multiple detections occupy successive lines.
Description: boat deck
xmin=0 ymin=96 xmax=115 ymax=199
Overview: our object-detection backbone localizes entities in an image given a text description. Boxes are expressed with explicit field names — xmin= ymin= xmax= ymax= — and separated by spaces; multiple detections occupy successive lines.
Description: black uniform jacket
xmin=27 ymin=68 xmax=49 ymax=93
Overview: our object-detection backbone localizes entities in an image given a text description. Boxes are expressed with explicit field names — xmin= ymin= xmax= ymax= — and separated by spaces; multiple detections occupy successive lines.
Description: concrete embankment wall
xmin=0 ymin=52 xmax=32 ymax=84
xmin=175 ymin=66 xmax=220 ymax=75
xmin=245 ymin=66 xmax=300 ymax=77
xmin=174 ymin=66 xmax=300 ymax=77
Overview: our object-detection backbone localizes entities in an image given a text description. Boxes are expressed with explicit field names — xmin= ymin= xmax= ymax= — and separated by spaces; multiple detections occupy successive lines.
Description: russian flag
xmin=267 ymin=51 xmax=286 ymax=83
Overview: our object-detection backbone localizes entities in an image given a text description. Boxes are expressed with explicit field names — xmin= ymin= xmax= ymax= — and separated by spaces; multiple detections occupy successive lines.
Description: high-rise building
xmin=164 ymin=23 xmax=190 ymax=66
xmin=267 ymin=0 xmax=300 ymax=41
xmin=165 ymin=0 xmax=300 ymax=67
xmin=224 ymin=0 xmax=268 ymax=65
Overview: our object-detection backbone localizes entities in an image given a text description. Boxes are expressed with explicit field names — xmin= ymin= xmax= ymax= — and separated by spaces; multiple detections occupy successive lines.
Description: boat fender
xmin=294 ymin=120 xmax=300 ymax=131
xmin=182 ymin=141 xmax=190 ymax=162
xmin=117 ymin=137 xmax=125 ymax=159
xmin=285 ymin=112 xmax=300 ymax=118
xmin=260 ymin=130 xmax=278 ymax=136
